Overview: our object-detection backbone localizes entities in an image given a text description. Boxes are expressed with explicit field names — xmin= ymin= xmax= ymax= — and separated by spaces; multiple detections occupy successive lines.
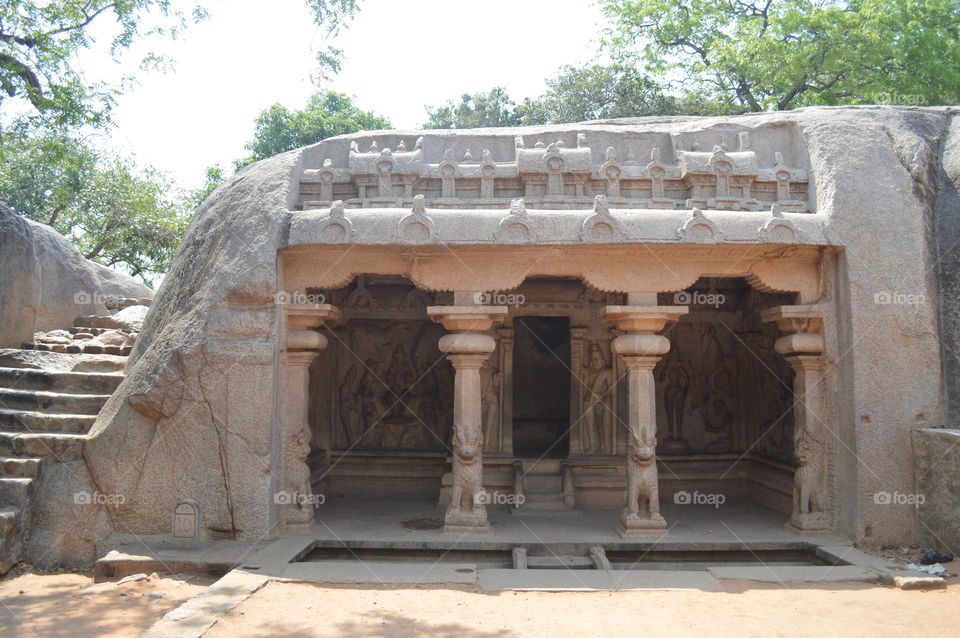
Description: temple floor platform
xmin=300 ymin=495 xmax=813 ymax=547
xmin=226 ymin=496 xmax=913 ymax=591
xmin=96 ymin=497 xmax=930 ymax=592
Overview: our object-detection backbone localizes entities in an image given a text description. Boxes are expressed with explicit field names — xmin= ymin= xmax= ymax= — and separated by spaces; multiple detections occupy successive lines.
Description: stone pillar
xmin=603 ymin=303 xmax=688 ymax=537
xmin=280 ymin=304 xmax=340 ymax=533
xmin=761 ymin=305 xmax=829 ymax=532
xmin=428 ymin=304 xmax=508 ymax=535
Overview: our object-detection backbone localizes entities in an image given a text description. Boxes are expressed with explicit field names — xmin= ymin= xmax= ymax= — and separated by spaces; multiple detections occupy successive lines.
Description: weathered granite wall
xmin=936 ymin=117 xmax=960 ymax=426
xmin=913 ymin=428 xmax=960 ymax=552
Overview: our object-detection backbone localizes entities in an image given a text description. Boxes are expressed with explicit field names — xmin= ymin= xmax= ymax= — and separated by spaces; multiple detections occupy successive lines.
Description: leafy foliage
xmin=0 ymin=0 xmax=205 ymax=128
xmin=0 ymin=126 xmax=191 ymax=282
xmin=518 ymin=64 xmax=736 ymax=122
xmin=423 ymin=87 xmax=526 ymax=129
xmin=600 ymin=0 xmax=960 ymax=110
xmin=240 ymin=90 xmax=390 ymax=164
xmin=421 ymin=66 xmax=731 ymax=129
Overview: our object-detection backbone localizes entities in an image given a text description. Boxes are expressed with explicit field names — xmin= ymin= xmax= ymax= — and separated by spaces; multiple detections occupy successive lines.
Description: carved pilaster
xmin=280 ymin=304 xmax=341 ymax=532
xmin=604 ymin=305 xmax=688 ymax=537
xmin=428 ymin=305 xmax=508 ymax=535
xmin=761 ymin=304 xmax=830 ymax=532
xmin=496 ymin=327 xmax=514 ymax=455
xmin=569 ymin=327 xmax=588 ymax=455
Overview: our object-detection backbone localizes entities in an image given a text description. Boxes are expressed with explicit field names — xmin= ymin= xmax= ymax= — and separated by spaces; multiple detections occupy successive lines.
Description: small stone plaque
xmin=173 ymin=499 xmax=201 ymax=541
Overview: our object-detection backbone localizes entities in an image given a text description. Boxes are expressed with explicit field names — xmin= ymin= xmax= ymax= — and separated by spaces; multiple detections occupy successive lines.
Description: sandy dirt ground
xmin=2 ymin=569 xmax=958 ymax=637
xmin=202 ymin=580 xmax=960 ymax=638
xmin=0 ymin=570 xmax=214 ymax=638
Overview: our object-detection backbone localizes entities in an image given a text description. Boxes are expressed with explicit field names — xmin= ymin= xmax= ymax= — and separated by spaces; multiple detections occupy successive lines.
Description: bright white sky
xmin=87 ymin=0 xmax=607 ymax=190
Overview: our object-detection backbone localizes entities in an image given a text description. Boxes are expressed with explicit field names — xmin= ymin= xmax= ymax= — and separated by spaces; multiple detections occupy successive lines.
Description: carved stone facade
xmin=299 ymin=130 xmax=810 ymax=213
xmin=37 ymin=109 xmax=950 ymax=570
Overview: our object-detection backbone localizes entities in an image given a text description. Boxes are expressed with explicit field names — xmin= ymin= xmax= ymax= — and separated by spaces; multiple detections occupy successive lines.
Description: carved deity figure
xmin=337 ymin=373 xmax=363 ymax=445
xmin=377 ymin=160 xmax=392 ymax=197
xmin=378 ymin=343 xmax=419 ymax=421
xmin=480 ymin=358 xmax=502 ymax=451
xmin=447 ymin=425 xmax=486 ymax=523
xmin=581 ymin=342 xmax=614 ymax=453
xmin=622 ymin=433 xmax=664 ymax=524
xmin=659 ymin=355 xmax=690 ymax=443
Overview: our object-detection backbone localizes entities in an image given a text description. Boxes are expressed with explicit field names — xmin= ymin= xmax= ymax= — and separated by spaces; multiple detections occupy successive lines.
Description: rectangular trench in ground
xmin=296 ymin=544 xmax=845 ymax=571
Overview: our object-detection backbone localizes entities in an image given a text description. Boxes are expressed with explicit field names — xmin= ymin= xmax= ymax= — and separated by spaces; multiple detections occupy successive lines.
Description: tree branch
xmin=0 ymin=53 xmax=43 ymax=103
xmin=44 ymin=3 xmax=118 ymax=39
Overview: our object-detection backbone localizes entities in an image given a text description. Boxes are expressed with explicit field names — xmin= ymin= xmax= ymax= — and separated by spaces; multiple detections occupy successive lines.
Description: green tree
xmin=600 ymin=0 xmax=960 ymax=111
xmin=517 ymin=64 xmax=734 ymax=123
xmin=0 ymin=127 xmax=190 ymax=281
xmin=0 ymin=0 xmax=207 ymax=128
xmin=240 ymin=90 xmax=390 ymax=165
xmin=423 ymin=87 xmax=527 ymax=129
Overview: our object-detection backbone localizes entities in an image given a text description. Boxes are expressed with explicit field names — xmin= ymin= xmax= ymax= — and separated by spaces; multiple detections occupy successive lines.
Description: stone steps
xmin=513 ymin=459 xmax=578 ymax=514
xmin=0 ymin=337 xmax=131 ymax=575
xmin=0 ymin=367 xmax=123 ymax=394
xmin=0 ymin=477 xmax=33 ymax=508
xmin=524 ymin=474 xmax=563 ymax=493
xmin=0 ymin=387 xmax=112 ymax=415
xmin=0 ymin=431 xmax=87 ymax=462
xmin=19 ymin=342 xmax=132 ymax=356
xmin=0 ymin=409 xmax=97 ymax=434
xmin=0 ymin=506 xmax=22 ymax=573
xmin=0 ymin=456 xmax=42 ymax=478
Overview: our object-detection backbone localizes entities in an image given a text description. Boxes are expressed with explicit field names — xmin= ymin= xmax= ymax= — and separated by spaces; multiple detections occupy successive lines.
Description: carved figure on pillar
xmin=284 ymin=425 xmax=313 ymax=527
xmin=447 ymin=424 xmax=486 ymax=524
xmin=622 ymin=432 xmax=665 ymax=527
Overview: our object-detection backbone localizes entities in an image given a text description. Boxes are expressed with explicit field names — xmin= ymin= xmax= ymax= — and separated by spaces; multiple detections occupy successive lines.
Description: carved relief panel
xmin=310 ymin=277 xmax=455 ymax=453
xmin=654 ymin=279 xmax=795 ymax=461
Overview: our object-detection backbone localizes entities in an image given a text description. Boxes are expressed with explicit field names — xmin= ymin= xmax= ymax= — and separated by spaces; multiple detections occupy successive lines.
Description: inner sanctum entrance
xmin=512 ymin=316 xmax=571 ymax=458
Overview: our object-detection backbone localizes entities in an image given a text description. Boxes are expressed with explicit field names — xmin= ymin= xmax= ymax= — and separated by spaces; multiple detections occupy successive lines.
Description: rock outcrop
xmin=0 ymin=203 xmax=153 ymax=348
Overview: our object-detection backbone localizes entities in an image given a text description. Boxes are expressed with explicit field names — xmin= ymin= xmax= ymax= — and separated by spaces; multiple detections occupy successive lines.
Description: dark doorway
xmin=512 ymin=316 xmax=571 ymax=457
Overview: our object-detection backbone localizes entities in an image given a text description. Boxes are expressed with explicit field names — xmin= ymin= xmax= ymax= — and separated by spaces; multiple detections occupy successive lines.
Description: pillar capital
xmin=760 ymin=304 xmax=823 ymax=356
xmin=603 ymin=305 xmax=688 ymax=334
xmin=283 ymin=303 xmax=341 ymax=352
xmin=427 ymin=305 xmax=508 ymax=333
